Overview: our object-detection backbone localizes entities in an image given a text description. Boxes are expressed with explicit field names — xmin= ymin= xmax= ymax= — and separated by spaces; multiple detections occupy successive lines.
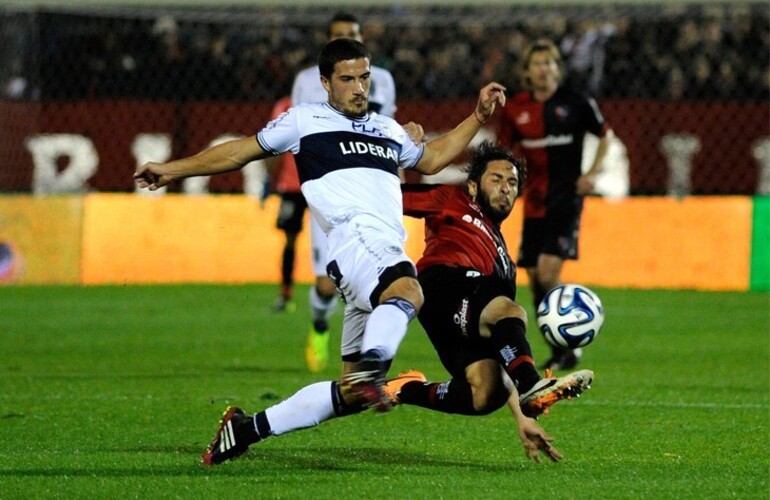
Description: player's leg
xmin=535 ymin=210 xmax=583 ymax=371
xmin=342 ymin=271 xmax=421 ymax=411
xmin=477 ymin=293 xmax=593 ymax=416
xmin=389 ymin=289 xmax=593 ymax=418
xmin=394 ymin=296 xmax=539 ymax=414
xmin=327 ymin=218 xmax=422 ymax=411
xmin=305 ymin=216 xmax=337 ymax=372
xmin=202 ymin=304 xmax=371 ymax=466
xmin=273 ymin=193 xmax=305 ymax=313
xmin=201 ymin=378 xmax=361 ymax=465
xmin=390 ymin=267 xmax=508 ymax=415
xmin=390 ymin=358 xmax=508 ymax=415
xmin=273 ymin=230 xmax=299 ymax=312
xmin=478 ymin=295 xmax=541 ymax=392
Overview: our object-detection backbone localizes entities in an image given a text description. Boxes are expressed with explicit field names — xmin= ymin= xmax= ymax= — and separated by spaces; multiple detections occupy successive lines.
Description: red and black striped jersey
xmin=402 ymin=183 xmax=515 ymax=283
xmin=499 ymin=86 xmax=608 ymax=218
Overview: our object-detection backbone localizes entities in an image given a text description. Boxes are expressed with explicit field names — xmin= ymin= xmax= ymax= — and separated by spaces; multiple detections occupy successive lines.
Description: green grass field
xmin=1 ymin=284 xmax=768 ymax=498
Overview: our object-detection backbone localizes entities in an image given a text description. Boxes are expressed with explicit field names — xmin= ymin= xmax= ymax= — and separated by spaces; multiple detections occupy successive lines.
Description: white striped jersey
xmin=291 ymin=64 xmax=397 ymax=118
xmin=257 ymin=102 xmax=424 ymax=236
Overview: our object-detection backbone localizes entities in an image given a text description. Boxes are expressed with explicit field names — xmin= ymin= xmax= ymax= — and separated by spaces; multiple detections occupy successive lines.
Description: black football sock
xmin=398 ymin=378 xmax=487 ymax=415
xmin=489 ymin=317 xmax=541 ymax=393
xmin=281 ymin=246 xmax=295 ymax=291
xmin=330 ymin=381 xmax=366 ymax=416
xmin=243 ymin=410 xmax=271 ymax=445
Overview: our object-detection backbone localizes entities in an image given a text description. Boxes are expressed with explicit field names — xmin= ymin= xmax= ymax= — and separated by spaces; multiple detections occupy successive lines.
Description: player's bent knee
xmin=369 ymin=261 xmax=422 ymax=309
xmin=480 ymin=297 xmax=528 ymax=331
xmin=466 ymin=360 xmax=508 ymax=414
xmin=471 ymin=384 xmax=508 ymax=415
xmin=315 ymin=276 xmax=337 ymax=299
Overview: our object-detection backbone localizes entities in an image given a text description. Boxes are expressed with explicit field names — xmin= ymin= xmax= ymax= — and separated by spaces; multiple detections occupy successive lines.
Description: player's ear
xmin=467 ymin=179 xmax=478 ymax=201
xmin=321 ymin=75 xmax=331 ymax=94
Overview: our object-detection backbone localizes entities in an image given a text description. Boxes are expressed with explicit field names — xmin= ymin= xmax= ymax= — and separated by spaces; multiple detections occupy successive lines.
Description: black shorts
xmin=517 ymin=210 xmax=581 ymax=268
xmin=417 ymin=266 xmax=516 ymax=379
xmin=276 ymin=192 xmax=308 ymax=233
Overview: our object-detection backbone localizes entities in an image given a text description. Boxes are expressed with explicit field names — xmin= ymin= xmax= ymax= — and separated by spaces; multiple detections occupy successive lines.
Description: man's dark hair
xmin=318 ymin=38 xmax=370 ymax=79
xmin=464 ymin=140 xmax=527 ymax=190
xmin=327 ymin=12 xmax=360 ymax=37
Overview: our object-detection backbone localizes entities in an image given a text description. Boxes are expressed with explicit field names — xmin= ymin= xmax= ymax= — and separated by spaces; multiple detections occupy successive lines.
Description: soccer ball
xmin=536 ymin=284 xmax=604 ymax=349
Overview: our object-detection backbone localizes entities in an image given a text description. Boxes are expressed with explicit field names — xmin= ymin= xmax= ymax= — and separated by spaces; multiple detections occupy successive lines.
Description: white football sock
xmin=309 ymin=285 xmax=338 ymax=324
xmin=264 ymin=381 xmax=336 ymax=436
xmin=360 ymin=302 xmax=410 ymax=360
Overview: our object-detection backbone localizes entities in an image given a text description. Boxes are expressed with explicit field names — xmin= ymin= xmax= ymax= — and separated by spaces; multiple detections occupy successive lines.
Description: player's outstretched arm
xmin=577 ymin=130 xmax=613 ymax=196
xmin=134 ymin=136 xmax=268 ymax=191
xmin=506 ymin=388 xmax=563 ymax=463
xmin=414 ymin=82 xmax=506 ymax=176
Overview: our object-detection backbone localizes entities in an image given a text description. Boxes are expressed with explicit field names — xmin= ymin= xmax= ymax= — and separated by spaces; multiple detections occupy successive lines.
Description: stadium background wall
xmin=0 ymin=2 xmax=768 ymax=290
xmin=0 ymin=100 xmax=767 ymax=195
xmin=0 ymin=194 xmax=767 ymax=291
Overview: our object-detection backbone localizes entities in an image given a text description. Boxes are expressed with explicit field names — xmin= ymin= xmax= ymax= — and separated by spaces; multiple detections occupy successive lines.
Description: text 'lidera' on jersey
xmin=339 ymin=141 xmax=398 ymax=162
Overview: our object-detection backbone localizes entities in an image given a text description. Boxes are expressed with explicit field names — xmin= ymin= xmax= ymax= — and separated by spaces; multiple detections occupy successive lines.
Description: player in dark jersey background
xmin=384 ymin=141 xmax=593 ymax=462
xmin=498 ymin=38 xmax=612 ymax=371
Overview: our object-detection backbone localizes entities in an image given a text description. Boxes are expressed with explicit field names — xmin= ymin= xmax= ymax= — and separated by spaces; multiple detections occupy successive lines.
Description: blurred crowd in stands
xmin=1 ymin=3 xmax=768 ymax=102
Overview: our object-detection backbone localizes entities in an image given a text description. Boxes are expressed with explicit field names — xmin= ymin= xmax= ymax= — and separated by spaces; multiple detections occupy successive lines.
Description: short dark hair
xmin=464 ymin=140 xmax=526 ymax=190
xmin=318 ymin=38 xmax=370 ymax=79
xmin=327 ymin=12 xmax=360 ymax=38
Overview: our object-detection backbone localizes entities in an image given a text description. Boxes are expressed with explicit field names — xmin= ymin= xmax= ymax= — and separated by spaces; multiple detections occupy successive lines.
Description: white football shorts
xmin=325 ymin=214 xmax=414 ymax=312
xmin=340 ymin=303 xmax=369 ymax=358
xmin=309 ymin=214 xmax=329 ymax=278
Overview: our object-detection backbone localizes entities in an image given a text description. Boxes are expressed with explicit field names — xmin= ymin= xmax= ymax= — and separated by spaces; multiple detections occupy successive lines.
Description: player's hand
xmin=402 ymin=121 xmax=426 ymax=145
xmin=518 ymin=417 xmax=563 ymax=463
xmin=475 ymin=82 xmax=507 ymax=123
xmin=134 ymin=162 xmax=172 ymax=191
xmin=576 ymin=172 xmax=598 ymax=196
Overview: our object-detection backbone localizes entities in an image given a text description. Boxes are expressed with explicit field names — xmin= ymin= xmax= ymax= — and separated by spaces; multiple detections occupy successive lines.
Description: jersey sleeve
xmin=582 ymin=95 xmax=609 ymax=137
xmin=399 ymin=140 xmax=425 ymax=170
xmin=394 ymin=124 xmax=425 ymax=170
xmin=257 ymin=106 xmax=300 ymax=156
xmin=379 ymin=70 xmax=397 ymax=118
xmin=402 ymin=184 xmax=449 ymax=217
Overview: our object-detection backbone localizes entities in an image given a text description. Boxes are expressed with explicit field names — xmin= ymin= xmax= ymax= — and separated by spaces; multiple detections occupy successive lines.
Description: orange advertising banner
xmin=81 ymin=194 xmax=310 ymax=284
xmin=0 ymin=196 xmax=83 ymax=284
xmin=77 ymin=194 xmax=751 ymax=291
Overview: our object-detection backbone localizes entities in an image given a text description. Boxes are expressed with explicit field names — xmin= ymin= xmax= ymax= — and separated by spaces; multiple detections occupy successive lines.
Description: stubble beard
xmin=477 ymin=191 xmax=511 ymax=224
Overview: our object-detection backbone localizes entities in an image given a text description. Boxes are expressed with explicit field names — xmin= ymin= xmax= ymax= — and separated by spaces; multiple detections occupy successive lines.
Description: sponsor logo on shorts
xmin=453 ymin=298 xmax=470 ymax=336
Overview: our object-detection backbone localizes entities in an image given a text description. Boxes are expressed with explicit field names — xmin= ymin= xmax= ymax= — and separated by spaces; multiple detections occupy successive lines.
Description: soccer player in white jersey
xmin=134 ymin=38 xmax=506 ymax=465
xmin=291 ymin=12 xmax=398 ymax=374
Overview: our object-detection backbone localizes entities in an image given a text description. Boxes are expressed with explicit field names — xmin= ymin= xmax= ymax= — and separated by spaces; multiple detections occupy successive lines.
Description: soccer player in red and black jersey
xmin=498 ymin=38 xmax=612 ymax=371
xmin=386 ymin=141 xmax=594 ymax=462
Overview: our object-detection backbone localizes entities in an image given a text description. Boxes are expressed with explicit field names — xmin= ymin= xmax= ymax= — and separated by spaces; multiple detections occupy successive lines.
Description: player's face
xmin=475 ymin=160 xmax=519 ymax=223
xmin=526 ymin=51 xmax=560 ymax=93
xmin=329 ymin=21 xmax=363 ymax=42
xmin=322 ymin=58 xmax=371 ymax=117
